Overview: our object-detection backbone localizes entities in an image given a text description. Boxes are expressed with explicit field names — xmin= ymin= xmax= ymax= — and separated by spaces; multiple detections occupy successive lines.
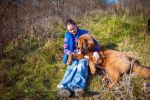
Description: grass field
xmin=0 ymin=13 xmax=150 ymax=99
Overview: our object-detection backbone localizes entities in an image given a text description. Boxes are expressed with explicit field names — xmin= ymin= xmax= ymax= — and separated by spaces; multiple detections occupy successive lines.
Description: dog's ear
xmin=77 ymin=38 xmax=84 ymax=50
xmin=82 ymin=39 xmax=88 ymax=49
xmin=87 ymin=41 xmax=94 ymax=50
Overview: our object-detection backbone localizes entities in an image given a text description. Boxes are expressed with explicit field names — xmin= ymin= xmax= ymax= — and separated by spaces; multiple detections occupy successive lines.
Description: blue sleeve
xmin=94 ymin=44 xmax=101 ymax=52
xmin=78 ymin=29 xmax=88 ymax=37
xmin=64 ymin=34 xmax=71 ymax=55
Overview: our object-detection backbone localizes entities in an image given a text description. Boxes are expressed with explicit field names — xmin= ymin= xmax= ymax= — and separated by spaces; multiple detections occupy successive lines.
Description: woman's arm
xmin=64 ymin=37 xmax=71 ymax=55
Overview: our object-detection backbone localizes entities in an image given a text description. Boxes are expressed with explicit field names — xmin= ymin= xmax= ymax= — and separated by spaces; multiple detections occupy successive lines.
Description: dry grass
xmin=0 ymin=12 xmax=150 ymax=99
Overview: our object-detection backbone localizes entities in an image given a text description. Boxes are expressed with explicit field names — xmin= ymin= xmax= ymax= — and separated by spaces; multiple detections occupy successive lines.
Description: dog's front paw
xmin=67 ymin=61 xmax=71 ymax=66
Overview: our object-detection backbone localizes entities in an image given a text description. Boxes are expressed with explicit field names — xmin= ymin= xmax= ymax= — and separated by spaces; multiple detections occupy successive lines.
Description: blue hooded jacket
xmin=63 ymin=28 xmax=100 ymax=64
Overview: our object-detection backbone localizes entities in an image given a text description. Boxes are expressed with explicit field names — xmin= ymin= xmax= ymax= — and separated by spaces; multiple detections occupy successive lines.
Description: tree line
xmin=0 ymin=0 xmax=150 ymax=56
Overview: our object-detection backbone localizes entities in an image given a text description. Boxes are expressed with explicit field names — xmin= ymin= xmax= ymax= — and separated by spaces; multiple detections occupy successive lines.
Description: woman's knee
xmin=79 ymin=58 xmax=88 ymax=63
xmin=79 ymin=58 xmax=88 ymax=65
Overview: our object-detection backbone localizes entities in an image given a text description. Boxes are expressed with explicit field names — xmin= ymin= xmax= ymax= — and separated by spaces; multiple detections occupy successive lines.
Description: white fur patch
xmin=84 ymin=55 xmax=89 ymax=59
xmin=77 ymin=51 xmax=81 ymax=54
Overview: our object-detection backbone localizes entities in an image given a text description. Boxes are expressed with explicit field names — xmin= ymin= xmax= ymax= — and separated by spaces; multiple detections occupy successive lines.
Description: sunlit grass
xmin=0 ymin=13 xmax=150 ymax=99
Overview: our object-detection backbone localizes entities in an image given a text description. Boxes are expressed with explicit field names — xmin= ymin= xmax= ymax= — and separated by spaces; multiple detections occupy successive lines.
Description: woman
xmin=57 ymin=18 xmax=100 ymax=98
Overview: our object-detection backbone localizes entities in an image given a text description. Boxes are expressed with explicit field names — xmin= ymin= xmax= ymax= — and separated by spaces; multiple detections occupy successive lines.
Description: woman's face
xmin=67 ymin=24 xmax=77 ymax=35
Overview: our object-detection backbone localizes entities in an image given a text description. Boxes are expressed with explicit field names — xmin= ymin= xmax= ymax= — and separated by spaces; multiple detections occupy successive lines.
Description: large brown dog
xmin=77 ymin=35 xmax=150 ymax=89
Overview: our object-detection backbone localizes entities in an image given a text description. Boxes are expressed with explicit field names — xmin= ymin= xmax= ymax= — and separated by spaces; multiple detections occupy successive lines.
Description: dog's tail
xmin=132 ymin=60 xmax=150 ymax=78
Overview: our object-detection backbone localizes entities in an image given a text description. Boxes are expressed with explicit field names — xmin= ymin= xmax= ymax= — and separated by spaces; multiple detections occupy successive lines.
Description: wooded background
xmin=0 ymin=0 xmax=150 ymax=55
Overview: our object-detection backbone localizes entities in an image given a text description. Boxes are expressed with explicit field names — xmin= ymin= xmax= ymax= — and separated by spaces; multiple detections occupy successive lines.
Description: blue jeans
xmin=57 ymin=58 xmax=88 ymax=91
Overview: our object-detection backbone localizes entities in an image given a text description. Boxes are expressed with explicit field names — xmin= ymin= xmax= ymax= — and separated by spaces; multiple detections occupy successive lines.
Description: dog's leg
xmin=106 ymin=69 xmax=120 ymax=89
xmin=102 ymin=73 xmax=110 ymax=87
xmin=89 ymin=61 xmax=96 ymax=75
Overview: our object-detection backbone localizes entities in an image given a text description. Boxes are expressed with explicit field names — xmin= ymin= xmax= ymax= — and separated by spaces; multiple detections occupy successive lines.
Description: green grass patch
xmin=0 ymin=13 xmax=150 ymax=99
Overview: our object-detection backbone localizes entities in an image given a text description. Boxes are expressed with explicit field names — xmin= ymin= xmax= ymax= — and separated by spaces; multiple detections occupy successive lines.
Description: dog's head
xmin=77 ymin=36 xmax=95 ymax=54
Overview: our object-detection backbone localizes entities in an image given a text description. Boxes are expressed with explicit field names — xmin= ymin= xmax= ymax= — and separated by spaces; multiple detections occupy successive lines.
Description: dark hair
xmin=65 ymin=18 xmax=76 ymax=27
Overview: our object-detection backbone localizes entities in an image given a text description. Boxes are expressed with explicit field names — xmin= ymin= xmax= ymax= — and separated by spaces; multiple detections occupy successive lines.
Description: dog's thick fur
xmin=67 ymin=34 xmax=95 ymax=65
xmin=77 ymin=35 xmax=150 ymax=89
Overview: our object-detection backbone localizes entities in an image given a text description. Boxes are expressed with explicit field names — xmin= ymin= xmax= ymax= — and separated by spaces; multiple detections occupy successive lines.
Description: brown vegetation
xmin=1 ymin=0 xmax=150 ymax=56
